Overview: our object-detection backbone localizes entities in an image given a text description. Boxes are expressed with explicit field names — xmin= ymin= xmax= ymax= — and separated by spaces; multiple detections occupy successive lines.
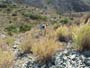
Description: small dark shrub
xmin=58 ymin=35 xmax=72 ymax=43
xmin=6 ymin=8 xmax=11 ymax=12
xmin=9 ymin=21 xmax=12 ymax=24
xmin=60 ymin=18 xmax=70 ymax=24
xmin=19 ymin=24 xmax=32 ymax=32
xmin=47 ymin=0 xmax=52 ymax=4
xmin=70 ymin=17 xmax=74 ymax=20
xmin=5 ymin=25 xmax=18 ymax=35
xmin=12 ymin=13 xmax=17 ymax=16
xmin=0 ymin=4 xmax=7 ymax=8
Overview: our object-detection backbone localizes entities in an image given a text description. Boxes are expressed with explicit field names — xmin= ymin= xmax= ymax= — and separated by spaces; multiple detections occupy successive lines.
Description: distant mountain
xmin=6 ymin=0 xmax=90 ymax=13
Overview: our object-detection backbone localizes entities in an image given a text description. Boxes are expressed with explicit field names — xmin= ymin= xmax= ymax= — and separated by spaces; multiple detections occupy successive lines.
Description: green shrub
xmin=5 ymin=23 xmax=33 ymax=35
xmin=23 ymin=12 xmax=47 ymax=20
xmin=60 ymin=18 xmax=70 ymax=24
xmin=0 ymin=4 xmax=7 ymax=8
xmin=5 ymin=25 xmax=18 ymax=35
xmin=19 ymin=24 xmax=32 ymax=32
xmin=47 ymin=0 xmax=52 ymax=4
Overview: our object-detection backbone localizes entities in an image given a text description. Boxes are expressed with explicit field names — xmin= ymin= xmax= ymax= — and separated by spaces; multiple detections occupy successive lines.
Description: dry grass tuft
xmin=56 ymin=25 xmax=72 ymax=42
xmin=74 ymin=24 xmax=90 ymax=51
xmin=0 ymin=39 xmax=14 ymax=68
xmin=0 ymin=50 xmax=14 ymax=68
xmin=31 ymin=38 xmax=62 ymax=63
xmin=19 ymin=27 xmax=63 ymax=63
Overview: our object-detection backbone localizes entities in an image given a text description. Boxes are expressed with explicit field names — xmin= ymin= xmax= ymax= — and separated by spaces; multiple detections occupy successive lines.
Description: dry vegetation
xmin=32 ymin=39 xmax=61 ymax=63
xmin=19 ymin=27 xmax=64 ymax=63
xmin=19 ymin=21 xmax=90 ymax=63
xmin=56 ymin=25 xmax=72 ymax=42
xmin=0 ymin=50 xmax=14 ymax=68
xmin=0 ymin=38 xmax=14 ymax=68
xmin=56 ymin=23 xmax=90 ymax=51
xmin=0 ymin=1 xmax=90 ymax=67
xmin=74 ymin=24 xmax=90 ymax=51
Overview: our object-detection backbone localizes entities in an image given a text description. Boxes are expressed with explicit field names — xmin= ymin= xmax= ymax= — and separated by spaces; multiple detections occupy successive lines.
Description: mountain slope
xmin=5 ymin=0 xmax=90 ymax=13
xmin=52 ymin=0 xmax=90 ymax=12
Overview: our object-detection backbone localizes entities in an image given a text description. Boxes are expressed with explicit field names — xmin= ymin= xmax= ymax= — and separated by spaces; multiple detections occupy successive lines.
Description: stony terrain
xmin=1 ymin=29 xmax=90 ymax=68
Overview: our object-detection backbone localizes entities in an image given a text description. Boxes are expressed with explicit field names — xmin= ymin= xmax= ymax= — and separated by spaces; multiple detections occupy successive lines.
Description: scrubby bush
xmin=0 ymin=4 xmax=7 ymax=8
xmin=47 ymin=0 xmax=52 ymax=4
xmin=31 ymin=39 xmax=61 ymax=63
xmin=5 ymin=24 xmax=18 ymax=35
xmin=74 ymin=24 xmax=90 ymax=51
xmin=12 ymin=13 xmax=17 ymax=16
xmin=60 ymin=18 xmax=70 ymax=24
xmin=19 ymin=24 xmax=32 ymax=32
xmin=56 ymin=25 xmax=72 ymax=42
xmin=23 ymin=12 xmax=47 ymax=20
xmin=5 ymin=23 xmax=33 ymax=35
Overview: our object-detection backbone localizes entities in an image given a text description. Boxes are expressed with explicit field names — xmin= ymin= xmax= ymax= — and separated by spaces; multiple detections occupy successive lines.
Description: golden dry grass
xmin=0 ymin=39 xmax=14 ymax=68
xmin=19 ymin=27 xmax=63 ymax=63
xmin=56 ymin=25 xmax=72 ymax=42
xmin=56 ymin=25 xmax=70 ymax=36
xmin=74 ymin=24 xmax=90 ymax=51
xmin=0 ymin=50 xmax=14 ymax=68
xmin=31 ymin=38 xmax=62 ymax=63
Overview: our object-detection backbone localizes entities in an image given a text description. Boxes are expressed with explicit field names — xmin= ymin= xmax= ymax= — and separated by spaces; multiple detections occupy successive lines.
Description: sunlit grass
xmin=19 ymin=28 xmax=63 ymax=63
xmin=0 ymin=38 xmax=14 ymax=68
xmin=74 ymin=24 xmax=90 ymax=51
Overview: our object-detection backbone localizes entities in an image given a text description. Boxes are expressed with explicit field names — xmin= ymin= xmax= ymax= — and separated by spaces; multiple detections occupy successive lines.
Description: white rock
xmin=0 ymin=33 xmax=6 ymax=38
xmin=69 ymin=54 xmax=76 ymax=59
xmin=63 ymin=56 xmax=68 ymax=60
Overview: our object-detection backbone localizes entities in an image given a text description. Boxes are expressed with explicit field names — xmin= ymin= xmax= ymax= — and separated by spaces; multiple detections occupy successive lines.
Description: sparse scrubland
xmin=0 ymin=1 xmax=90 ymax=68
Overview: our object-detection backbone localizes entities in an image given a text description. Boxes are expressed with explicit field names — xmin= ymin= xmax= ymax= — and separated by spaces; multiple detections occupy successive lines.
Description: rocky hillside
xmin=6 ymin=0 xmax=90 ymax=13
xmin=0 ymin=1 xmax=90 ymax=68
